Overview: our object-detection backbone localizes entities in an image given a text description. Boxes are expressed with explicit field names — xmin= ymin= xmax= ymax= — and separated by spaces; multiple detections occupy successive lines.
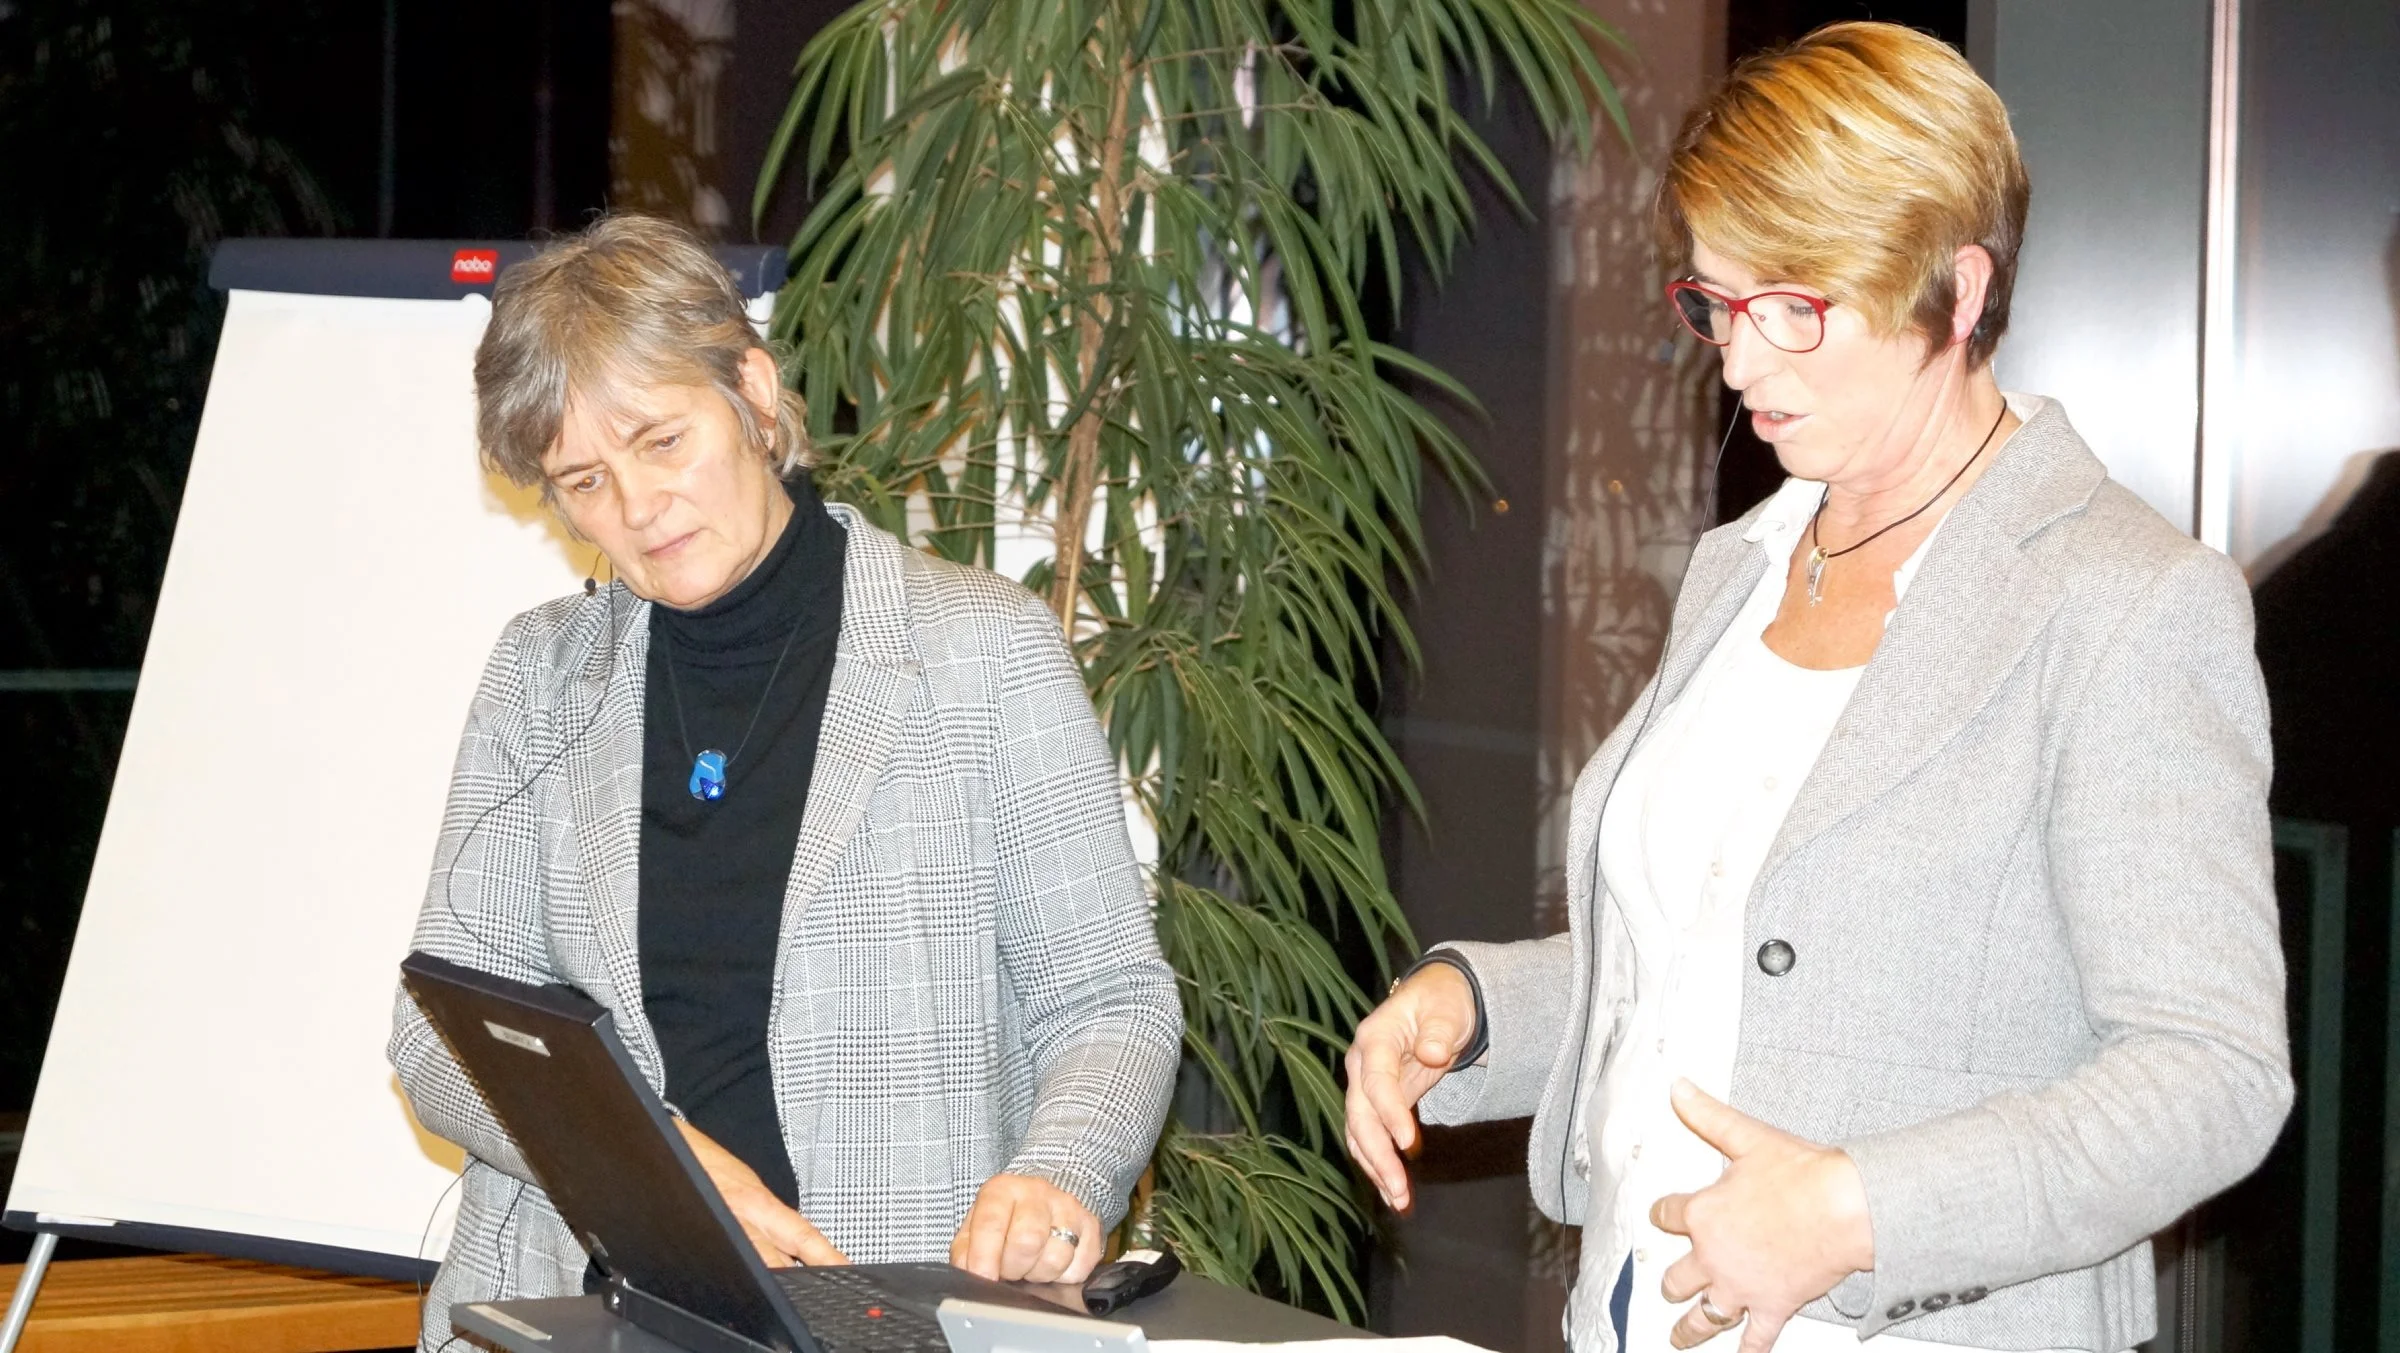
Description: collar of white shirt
xmin=1740 ymin=476 xmax=1947 ymax=608
xmin=1740 ymin=389 xmax=2036 ymax=605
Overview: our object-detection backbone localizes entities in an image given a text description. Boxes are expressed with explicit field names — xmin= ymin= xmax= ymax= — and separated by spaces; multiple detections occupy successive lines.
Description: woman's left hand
xmin=1651 ymin=1079 xmax=1875 ymax=1351
xmin=951 ymin=1173 xmax=1105 ymax=1285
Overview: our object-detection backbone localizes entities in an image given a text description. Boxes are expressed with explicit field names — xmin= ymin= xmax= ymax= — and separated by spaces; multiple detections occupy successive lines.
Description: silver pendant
xmin=1805 ymin=546 xmax=1828 ymax=606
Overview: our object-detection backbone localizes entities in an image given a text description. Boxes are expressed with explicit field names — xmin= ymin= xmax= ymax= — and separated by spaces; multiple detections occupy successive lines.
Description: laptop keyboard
xmin=774 ymin=1267 xmax=951 ymax=1353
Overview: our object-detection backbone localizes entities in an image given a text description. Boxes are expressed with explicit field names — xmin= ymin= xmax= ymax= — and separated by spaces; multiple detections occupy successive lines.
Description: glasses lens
xmin=1754 ymin=293 xmax=1825 ymax=353
xmin=1671 ymin=286 xmax=1731 ymax=345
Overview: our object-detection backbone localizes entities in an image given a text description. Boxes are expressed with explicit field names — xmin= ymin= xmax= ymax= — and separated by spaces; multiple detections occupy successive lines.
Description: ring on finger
xmin=1697 ymin=1294 xmax=1744 ymax=1330
xmin=1048 ymin=1226 xmax=1081 ymax=1248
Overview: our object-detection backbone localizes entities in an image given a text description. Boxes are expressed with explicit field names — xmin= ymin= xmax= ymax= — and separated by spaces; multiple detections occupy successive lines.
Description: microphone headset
xmin=1548 ymin=393 xmax=1745 ymax=1219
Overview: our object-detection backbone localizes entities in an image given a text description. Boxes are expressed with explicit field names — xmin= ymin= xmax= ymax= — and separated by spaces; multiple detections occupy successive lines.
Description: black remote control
xmin=1082 ymin=1247 xmax=1183 ymax=1315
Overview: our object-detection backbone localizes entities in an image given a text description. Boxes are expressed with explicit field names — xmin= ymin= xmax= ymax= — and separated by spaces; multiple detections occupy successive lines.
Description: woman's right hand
xmin=674 ymin=1118 xmax=849 ymax=1268
xmin=1342 ymin=961 xmax=1478 ymax=1213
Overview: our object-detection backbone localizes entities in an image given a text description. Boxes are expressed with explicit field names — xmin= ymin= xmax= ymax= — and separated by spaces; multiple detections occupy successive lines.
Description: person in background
xmin=1343 ymin=23 xmax=2289 ymax=1353
xmin=390 ymin=214 xmax=1181 ymax=1350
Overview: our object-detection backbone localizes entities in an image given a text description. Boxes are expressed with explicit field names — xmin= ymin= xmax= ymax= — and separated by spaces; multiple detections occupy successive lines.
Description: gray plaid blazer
xmin=390 ymin=505 xmax=1181 ymax=1350
xmin=1421 ymin=396 xmax=2292 ymax=1352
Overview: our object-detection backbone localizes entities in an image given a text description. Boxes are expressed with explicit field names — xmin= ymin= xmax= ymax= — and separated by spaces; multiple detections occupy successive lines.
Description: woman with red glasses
xmin=1344 ymin=22 xmax=2288 ymax=1353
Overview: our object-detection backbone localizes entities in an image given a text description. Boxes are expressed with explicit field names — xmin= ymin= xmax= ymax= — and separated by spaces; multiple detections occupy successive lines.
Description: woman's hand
xmin=1342 ymin=961 xmax=1478 ymax=1212
xmin=950 ymin=1174 xmax=1104 ymax=1284
xmin=1650 ymin=1080 xmax=1874 ymax=1351
xmin=674 ymin=1119 xmax=849 ymax=1269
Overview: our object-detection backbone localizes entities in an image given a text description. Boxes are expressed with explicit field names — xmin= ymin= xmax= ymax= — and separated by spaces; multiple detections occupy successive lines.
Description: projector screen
xmin=5 ymin=284 xmax=596 ymax=1272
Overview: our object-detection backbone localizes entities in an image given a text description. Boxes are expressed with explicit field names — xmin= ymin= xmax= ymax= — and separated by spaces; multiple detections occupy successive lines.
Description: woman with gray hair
xmin=389 ymin=213 xmax=1181 ymax=1348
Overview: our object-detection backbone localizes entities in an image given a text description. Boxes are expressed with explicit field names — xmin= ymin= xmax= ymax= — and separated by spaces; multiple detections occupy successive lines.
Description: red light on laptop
xmin=451 ymin=249 xmax=499 ymax=284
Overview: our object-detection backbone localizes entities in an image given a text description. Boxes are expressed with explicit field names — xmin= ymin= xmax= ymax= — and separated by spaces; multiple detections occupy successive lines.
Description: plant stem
xmin=1047 ymin=43 xmax=1136 ymax=629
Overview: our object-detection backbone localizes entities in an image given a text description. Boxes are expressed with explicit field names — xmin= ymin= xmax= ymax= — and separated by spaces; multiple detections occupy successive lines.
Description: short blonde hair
xmin=473 ymin=213 xmax=808 ymax=490
xmin=1659 ymin=22 xmax=2029 ymax=367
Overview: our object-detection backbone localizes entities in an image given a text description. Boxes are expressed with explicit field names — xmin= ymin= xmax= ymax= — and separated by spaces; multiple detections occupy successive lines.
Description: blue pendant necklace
xmin=661 ymin=615 xmax=807 ymax=802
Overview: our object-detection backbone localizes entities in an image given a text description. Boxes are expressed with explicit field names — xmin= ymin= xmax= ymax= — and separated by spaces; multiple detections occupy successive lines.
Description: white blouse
xmin=1567 ymin=478 xmax=2074 ymax=1353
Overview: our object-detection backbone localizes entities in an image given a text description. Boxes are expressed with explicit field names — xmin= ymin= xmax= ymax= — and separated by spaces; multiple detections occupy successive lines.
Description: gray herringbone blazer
xmin=1421 ymin=396 xmax=2292 ymax=1352
xmin=389 ymin=504 xmax=1181 ymax=1351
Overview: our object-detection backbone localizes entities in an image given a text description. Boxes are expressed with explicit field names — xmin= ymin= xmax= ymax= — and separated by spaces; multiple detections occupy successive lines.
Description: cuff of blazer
xmin=1412 ymin=947 xmax=1490 ymax=1125
xmin=1413 ymin=938 xmax=1572 ymax=1127
xmin=1419 ymin=1062 xmax=1490 ymax=1126
xmin=1001 ymin=1151 xmax=1128 ymax=1229
xmin=1821 ymin=1270 xmax=1874 ymax=1321
xmin=1839 ymin=1109 xmax=2016 ymax=1339
xmin=1400 ymin=949 xmax=1490 ymax=1067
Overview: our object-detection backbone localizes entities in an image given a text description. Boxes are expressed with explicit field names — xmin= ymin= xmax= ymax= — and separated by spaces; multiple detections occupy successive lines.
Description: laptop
xmin=400 ymin=950 xmax=1100 ymax=1353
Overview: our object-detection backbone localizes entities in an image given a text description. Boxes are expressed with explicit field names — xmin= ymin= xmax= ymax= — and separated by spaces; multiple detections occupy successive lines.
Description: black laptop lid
xmin=400 ymin=951 xmax=812 ymax=1352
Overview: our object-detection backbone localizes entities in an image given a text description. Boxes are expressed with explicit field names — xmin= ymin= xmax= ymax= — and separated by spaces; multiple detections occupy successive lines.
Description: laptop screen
xmin=400 ymin=951 xmax=811 ymax=1352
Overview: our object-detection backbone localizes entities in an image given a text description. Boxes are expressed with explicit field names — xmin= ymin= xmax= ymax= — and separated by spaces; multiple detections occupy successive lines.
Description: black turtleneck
xmin=640 ymin=473 xmax=845 ymax=1206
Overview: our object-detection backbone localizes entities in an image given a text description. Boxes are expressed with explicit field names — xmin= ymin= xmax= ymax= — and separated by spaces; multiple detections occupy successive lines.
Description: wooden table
xmin=0 ymin=1254 xmax=419 ymax=1353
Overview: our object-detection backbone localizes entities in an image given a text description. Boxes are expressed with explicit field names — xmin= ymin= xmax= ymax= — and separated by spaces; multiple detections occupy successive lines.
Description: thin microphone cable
xmin=1549 ymin=392 xmax=1745 ymax=1217
xmin=414 ymin=1169 xmax=465 ymax=1346
xmin=419 ymin=570 xmax=620 ymax=1348
xmin=427 ymin=1181 xmax=528 ymax=1353
xmin=437 ymin=566 xmax=627 ymax=966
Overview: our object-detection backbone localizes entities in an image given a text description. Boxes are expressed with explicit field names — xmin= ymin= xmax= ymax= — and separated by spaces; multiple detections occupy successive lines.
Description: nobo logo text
xmin=451 ymin=249 xmax=500 ymax=284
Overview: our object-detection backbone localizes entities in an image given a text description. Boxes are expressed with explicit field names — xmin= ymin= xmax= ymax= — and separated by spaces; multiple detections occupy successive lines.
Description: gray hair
xmin=472 ymin=213 xmax=808 ymax=492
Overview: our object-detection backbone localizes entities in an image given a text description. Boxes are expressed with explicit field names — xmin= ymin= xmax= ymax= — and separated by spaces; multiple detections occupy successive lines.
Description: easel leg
xmin=0 ymin=1230 xmax=58 ymax=1353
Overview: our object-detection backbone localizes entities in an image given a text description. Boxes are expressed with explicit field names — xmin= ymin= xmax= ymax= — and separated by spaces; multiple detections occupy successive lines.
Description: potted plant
xmin=760 ymin=0 xmax=1622 ymax=1315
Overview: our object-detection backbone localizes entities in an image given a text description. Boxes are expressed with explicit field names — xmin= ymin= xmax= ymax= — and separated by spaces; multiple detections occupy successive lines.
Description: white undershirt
xmin=1569 ymin=478 xmax=2074 ymax=1353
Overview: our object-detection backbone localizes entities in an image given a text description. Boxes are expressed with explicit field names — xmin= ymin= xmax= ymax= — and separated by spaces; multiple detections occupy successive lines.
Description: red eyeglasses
xmin=1665 ymin=280 xmax=1834 ymax=354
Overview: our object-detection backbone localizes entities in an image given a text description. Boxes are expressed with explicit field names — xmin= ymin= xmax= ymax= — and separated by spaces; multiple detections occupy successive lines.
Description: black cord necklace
xmin=1803 ymin=402 xmax=2008 ymax=606
xmin=661 ymin=615 xmax=807 ymax=802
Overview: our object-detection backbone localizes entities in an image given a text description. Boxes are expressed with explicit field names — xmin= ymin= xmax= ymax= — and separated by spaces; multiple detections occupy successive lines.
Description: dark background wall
xmin=0 ymin=0 xmax=834 ymax=1126
xmin=4 ymin=1 xmax=378 ymax=1133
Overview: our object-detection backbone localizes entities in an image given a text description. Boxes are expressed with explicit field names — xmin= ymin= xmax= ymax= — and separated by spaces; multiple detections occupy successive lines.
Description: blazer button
xmin=1958 ymin=1287 xmax=1988 ymax=1304
xmin=1756 ymin=939 xmax=1796 ymax=976
xmin=1885 ymin=1300 xmax=1915 ymax=1320
xmin=1922 ymin=1293 xmax=1952 ymax=1312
